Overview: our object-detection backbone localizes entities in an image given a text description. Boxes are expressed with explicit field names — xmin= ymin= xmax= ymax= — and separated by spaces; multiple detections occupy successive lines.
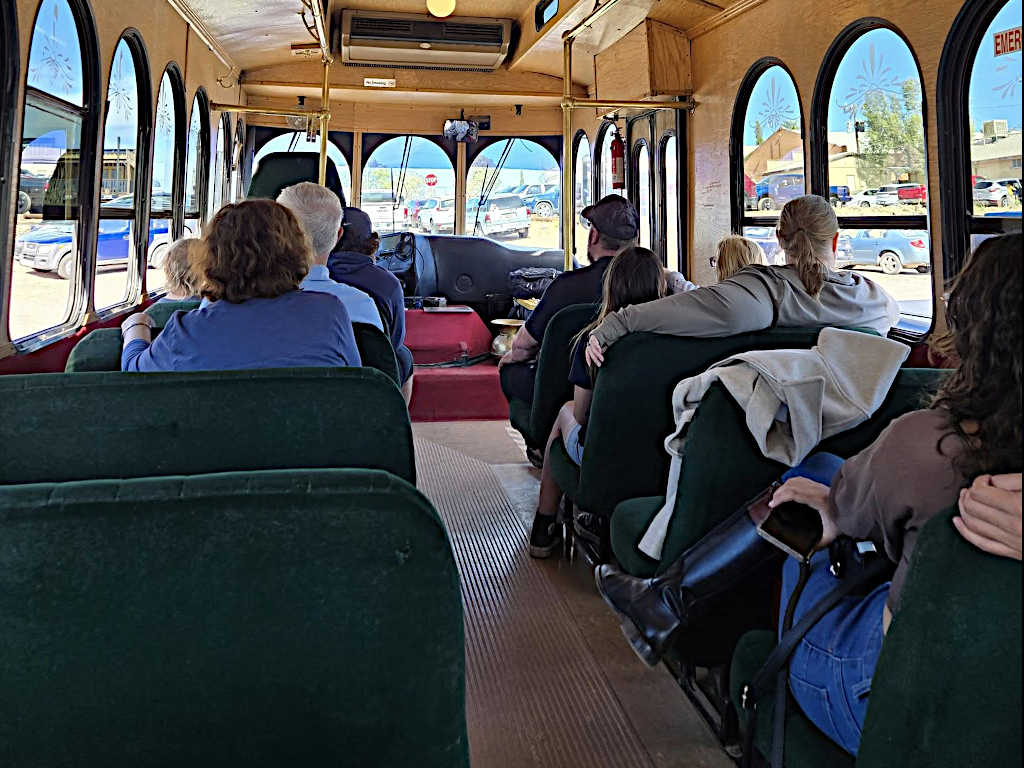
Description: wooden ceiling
xmin=183 ymin=0 xmax=757 ymax=93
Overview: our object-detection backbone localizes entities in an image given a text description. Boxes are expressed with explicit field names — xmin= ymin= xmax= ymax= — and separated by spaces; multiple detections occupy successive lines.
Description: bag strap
xmin=740 ymin=555 xmax=891 ymax=767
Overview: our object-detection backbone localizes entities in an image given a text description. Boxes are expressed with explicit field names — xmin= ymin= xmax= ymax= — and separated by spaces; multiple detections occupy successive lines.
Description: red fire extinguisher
xmin=610 ymin=132 xmax=625 ymax=190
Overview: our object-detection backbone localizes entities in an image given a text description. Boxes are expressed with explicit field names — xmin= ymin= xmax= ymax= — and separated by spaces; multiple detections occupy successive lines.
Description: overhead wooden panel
xmin=595 ymin=19 xmax=692 ymax=101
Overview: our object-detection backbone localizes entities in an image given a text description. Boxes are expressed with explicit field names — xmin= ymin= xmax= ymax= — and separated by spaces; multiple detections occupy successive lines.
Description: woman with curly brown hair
xmin=120 ymin=199 xmax=361 ymax=371
xmin=596 ymin=233 xmax=1021 ymax=755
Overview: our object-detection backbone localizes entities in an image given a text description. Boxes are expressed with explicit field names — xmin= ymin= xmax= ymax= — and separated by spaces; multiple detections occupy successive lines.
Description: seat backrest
xmin=65 ymin=324 xmax=400 ymax=383
xmin=0 ymin=367 xmax=414 ymax=485
xmin=0 ymin=468 xmax=467 ymax=767
xmin=528 ymin=302 xmax=599 ymax=446
xmin=858 ymin=510 xmax=1021 ymax=767
xmin=144 ymin=298 xmax=201 ymax=327
xmin=578 ymin=328 xmax=866 ymax=515
xmin=64 ymin=327 xmax=123 ymax=372
xmin=247 ymin=151 xmax=346 ymax=205
xmin=654 ymin=368 xmax=948 ymax=572
xmin=352 ymin=321 xmax=399 ymax=385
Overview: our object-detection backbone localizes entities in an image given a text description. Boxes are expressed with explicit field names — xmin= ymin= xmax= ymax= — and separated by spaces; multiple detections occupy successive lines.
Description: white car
xmin=419 ymin=199 xmax=456 ymax=233
xmin=361 ymin=189 xmax=403 ymax=234
xmin=973 ymin=179 xmax=1018 ymax=207
xmin=848 ymin=188 xmax=880 ymax=208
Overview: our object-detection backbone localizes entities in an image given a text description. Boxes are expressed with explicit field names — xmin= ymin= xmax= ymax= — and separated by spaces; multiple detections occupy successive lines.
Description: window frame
xmin=810 ymin=19 xmax=932 ymax=233
xmin=146 ymin=62 xmax=186 ymax=295
xmin=937 ymin=0 xmax=1022 ymax=279
xmin=595 ymin=120 xmax=617 ymax=200
xmin=570 ymin=128 xmax=592 ymax=257
xmin=0 ymin=0 xmax=20 ymax=350
xmin=534 ymin=0 xmax=558 ymax=31
xmin=183 ymin=86 xmax=210 ymax=222
xmin=10 ymin=0 xmax=102 ymax=349
xmin=94 ymin=29 xmax=153 ymax=317
xmin=631 ymin=137 xmax=653 ymax=249
xmin=730 ymin=57 xmax=805 ymax=233
xmin=660 ymin=131 xmax=680 ymax=272
xmin=811 ymin=18 xmax=934 ymax=339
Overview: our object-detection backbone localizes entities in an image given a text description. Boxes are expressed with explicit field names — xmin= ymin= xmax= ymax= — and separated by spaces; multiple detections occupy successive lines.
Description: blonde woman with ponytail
xmin=585 ymin=194 xmax=898 ymax=367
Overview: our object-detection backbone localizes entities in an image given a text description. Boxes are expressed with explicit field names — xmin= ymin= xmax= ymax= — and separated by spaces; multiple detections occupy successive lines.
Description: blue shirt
xmin=301 ymin=265 xmax=383 ymax=330
xmin=122 ymin=290 xmax=362 ymax=372
xmin=328 ymin=249 xmax=406 ymax=350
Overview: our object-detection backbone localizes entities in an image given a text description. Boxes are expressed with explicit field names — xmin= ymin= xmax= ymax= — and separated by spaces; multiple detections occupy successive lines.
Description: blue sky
xmin=27 ymin=0 xmax=83 ymax=106
xmin=970 ymin=0 xmax=1022 ymax=130
xmin=743 ymin=66 xmax=802 ymax=145
xmin=826 ymin=28 xmax=922 ymax=132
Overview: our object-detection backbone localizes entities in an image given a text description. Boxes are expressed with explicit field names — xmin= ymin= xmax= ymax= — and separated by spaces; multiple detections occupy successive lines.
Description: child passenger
xmin=529 ymin=246 xmax=666 ymax=558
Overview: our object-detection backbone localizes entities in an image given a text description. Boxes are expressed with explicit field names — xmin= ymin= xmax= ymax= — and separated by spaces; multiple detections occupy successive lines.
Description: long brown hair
xmin=930 ymin=233 xmax=1022 ymax=479
xmin=775 ymin=194 xmax=838 ymax=298
xmin=196 ymin=200 xmax=313 ymax=303
xmin=574 ymin=246 xmax=667 ymax=369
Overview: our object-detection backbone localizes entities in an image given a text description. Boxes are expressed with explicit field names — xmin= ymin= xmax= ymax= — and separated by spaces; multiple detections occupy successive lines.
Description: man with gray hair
xmin=277 ymin=182 xmax=383 ymax=330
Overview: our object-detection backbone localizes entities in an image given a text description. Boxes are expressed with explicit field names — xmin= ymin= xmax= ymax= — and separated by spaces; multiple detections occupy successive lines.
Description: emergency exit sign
xmin=994 ymin=26 xmax=1021 ymax=56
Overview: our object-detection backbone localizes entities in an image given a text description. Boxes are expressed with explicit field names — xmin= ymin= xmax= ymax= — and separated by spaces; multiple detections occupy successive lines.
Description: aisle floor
xmin=413 ymin=421 xmax=733 ymax=768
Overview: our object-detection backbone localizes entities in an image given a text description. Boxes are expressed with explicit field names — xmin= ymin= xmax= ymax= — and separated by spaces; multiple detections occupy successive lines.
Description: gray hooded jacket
xmin=590 ymin=264 xmax=899 ymax=349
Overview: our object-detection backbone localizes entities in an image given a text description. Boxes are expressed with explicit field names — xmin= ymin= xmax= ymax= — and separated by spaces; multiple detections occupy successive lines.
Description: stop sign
xmin=425 ymin=173 xmax=438 ymax=187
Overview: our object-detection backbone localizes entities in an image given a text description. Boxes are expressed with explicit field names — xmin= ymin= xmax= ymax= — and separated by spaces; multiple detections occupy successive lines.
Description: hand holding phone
xmin=747 ymin=482 xmax=824 ymax=561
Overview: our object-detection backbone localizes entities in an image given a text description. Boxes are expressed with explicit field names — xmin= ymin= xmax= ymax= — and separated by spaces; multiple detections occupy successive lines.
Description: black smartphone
xmin=746 ymin=482 xmax=823 ymax=560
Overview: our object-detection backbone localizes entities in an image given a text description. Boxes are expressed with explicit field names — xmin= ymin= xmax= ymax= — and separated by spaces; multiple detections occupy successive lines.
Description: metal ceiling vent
xmin=336 ymin=10 xmax=512 ymax=70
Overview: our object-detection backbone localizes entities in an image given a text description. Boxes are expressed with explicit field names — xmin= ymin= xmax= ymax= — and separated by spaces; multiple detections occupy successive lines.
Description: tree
xmin=753 ymin=120 xmax=764 ymax=145
xmin=856 ymin=78 xmax=925 ymax=189
xmin=781 ymin=119 xmax=800 ymax=131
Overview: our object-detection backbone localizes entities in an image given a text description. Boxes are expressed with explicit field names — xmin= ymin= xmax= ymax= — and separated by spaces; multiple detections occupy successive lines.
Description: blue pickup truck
xmin=754 ymin=173 xmax=851 ymax=209
xmin=14 ymin=193 xmax=184 ymax=280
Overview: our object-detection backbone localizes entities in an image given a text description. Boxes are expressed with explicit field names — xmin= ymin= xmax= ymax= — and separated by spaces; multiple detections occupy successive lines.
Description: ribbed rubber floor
xmin=415 ymin=435 xmax=655 ymax=768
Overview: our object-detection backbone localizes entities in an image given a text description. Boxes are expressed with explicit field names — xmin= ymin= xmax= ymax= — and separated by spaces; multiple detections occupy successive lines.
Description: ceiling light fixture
xmin=426 ymin=0 xmax=456 ymax=18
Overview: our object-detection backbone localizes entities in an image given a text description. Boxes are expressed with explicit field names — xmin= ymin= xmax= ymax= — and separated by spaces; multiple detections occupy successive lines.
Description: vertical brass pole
xmin=318 ymin=58 xmax=331 ymax=186
xmin=561 ymin=35 xmax=574 ymax=271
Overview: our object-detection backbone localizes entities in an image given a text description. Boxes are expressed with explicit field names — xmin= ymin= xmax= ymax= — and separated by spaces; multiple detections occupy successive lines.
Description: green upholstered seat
xmin=144 ymin=298 xmax=201 ymax=326
xmin=567 ymin=328 xmax=867 ymax=517
xmin=65 ymin=323 xmax=400 ymax=383
xmin=0 ymin=468 xmax=468 ymax=767
xmin=609 ymin=495 xmax=664 ymax=578
xmin=353 ymin=320 xmax=400 ymax=385
xmin=729 ymin=630 xmax=853 ymax=768
xmin=503 ymin=303 xmax=598 ymax=448
xmin=64 ymin=327 xmax=123 ymax=372
xmin=247 ymin=152 xmax=347 ymax=206
xmin=0 ymin=367 xmax=414 ymax=485
xmin=731 ymin=510 xmax=1022 ymax=766
xmin=639 ymin=368 xmax=948 ymax=575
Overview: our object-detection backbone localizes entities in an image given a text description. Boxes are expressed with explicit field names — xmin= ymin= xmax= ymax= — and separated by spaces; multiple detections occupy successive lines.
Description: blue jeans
xmin=778 ymin=452 xmax=890 ymax=756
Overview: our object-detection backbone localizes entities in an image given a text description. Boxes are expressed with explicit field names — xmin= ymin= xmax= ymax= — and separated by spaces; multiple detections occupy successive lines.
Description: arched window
xmin=813 ymin=22 xmax=932 ymax=328
xmin=147 ymin=65 xmax=185 ymax=293
xmin=938 ymin=0 xmax=1022 ymax=278
xmin=662 ymin=134 xmax=680 ymax=272
xmin=230 ymin=118 xmax=246 ymax=203
xmin=206 ymin=112 xmax=231 ymax=219
xmin=183 ymin=88 xmax=210 ymax=233
xmin=10 ymin=0 xmax=100 ymax=341
xmin=363 ymin=136 xmax=455 ymax=237
xmin=597 ymin=121 xmax=621 ymax=199
xmin=573 ymin=131 xmax=592 ymax=262
xmin=253 ymin=131 xmax=352 ymax=204
xmin=633 ymin=140 xmax=652 ymax=248
xmin=466 ymin=138 xmax=560 ymax=247
xmin=94 ymin=33 xmax=149 ymax=311
xmin=731 ymin=59 xmax=804 ymax=244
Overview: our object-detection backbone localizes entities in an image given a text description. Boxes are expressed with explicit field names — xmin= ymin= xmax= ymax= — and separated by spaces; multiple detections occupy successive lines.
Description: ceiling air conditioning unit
xmin=336 ymin=10 xmax=512 ymax=71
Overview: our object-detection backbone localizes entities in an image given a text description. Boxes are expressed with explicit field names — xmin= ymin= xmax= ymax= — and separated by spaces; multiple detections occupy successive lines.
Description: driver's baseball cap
xmin=341 ymin=206 xmax=373 ymax=242
xmin=580 ymin=194 xmax=640 ymax=241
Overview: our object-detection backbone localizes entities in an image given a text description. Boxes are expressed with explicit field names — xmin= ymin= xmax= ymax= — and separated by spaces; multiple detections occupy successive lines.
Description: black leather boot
xmin=595 ymin=506 xmax=783 ymax=667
